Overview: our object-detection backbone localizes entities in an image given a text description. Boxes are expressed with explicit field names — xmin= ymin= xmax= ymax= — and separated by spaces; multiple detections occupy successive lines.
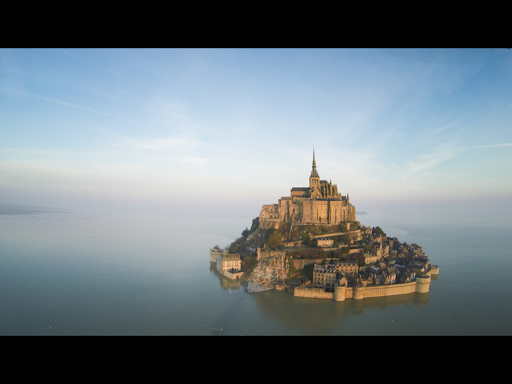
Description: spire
xmin=310 ymin=148 xmax=319 ymax=178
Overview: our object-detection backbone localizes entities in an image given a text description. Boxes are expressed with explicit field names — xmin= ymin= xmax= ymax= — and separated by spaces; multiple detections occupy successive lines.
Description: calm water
xmin=1 ymin=206 xmax=512 ymax=335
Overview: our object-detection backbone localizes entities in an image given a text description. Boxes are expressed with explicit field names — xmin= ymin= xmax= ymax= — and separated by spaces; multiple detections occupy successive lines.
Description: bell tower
xmin=309 ymin=150 xmax=321 ymax=199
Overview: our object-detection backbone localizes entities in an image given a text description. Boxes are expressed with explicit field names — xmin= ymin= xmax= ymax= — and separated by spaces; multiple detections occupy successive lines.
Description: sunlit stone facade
xmin=259 ymin=152 xmax=356 ymax=229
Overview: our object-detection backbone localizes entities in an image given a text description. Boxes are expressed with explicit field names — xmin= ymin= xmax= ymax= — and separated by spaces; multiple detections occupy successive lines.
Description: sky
xmin=1 ymin=48 xmax=511 ymax=218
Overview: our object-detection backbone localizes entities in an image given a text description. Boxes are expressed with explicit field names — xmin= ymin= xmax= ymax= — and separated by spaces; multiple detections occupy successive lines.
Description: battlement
xmin=294 ymin=278 xmax=431 ymax=301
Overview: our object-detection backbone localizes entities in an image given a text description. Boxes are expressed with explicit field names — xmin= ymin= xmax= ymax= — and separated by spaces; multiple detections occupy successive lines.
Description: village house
xmin=216 ymin=253 xmax=243 ymax=280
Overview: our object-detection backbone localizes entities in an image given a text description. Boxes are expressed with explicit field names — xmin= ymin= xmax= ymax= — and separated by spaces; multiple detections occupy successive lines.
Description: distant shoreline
xmin=0 ymin=204 xmax=66 ymax=215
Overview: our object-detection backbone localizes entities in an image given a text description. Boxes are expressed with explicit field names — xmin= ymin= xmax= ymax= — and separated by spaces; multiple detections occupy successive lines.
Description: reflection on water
xmin=209 ymin=261 xmax=430 ymax=335
xmin=209 ymin=262 xmax=242 ymax=291
xmin=2 ymin=208 xmax=512 ymax=335
xmin=252 ymin=291 xmax=430 ymax=334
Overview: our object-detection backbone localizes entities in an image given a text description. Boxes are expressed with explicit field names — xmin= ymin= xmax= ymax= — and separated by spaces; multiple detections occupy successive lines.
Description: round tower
xmin=415 ymin=275 xmax=431 ymax=294
xmin=353 ymin=286 xmax=365 ymax=300
xmin=334 ymin=285 xmax=346 ymax=302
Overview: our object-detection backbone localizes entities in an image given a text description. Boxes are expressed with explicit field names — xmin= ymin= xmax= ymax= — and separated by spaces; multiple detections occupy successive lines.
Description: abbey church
xmin=259 ymin=152 xmax=356 ymax=229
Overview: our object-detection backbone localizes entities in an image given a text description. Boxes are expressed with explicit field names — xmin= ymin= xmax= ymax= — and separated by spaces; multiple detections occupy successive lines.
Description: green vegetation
xmin=339 ymin=221 xmax=360 ymax=231
xmin=374 ymin=226 xmax=386 ymax=237
xmin=300 ymin=232 xmax=314 ymax=247
xmin=285 ymin=223 xmax=339 ymax=242
xmin=331 ymin=247 xmax=349 ymax=258
xmin=249 ymin=217 xmax=259 ymax=233
xmin=241 ymin=255 xmax=258 ymax=276
xmin=287 ymin=259 xmax=299 ymax=279
xmin=332 ymin=235 xmax=348 ymax=247
xmin=228 ymin=219 xmax=267 ymax=255
xmin=266 ymin=229 xmax=283 ymax=249
xmin=228 ymin=240 xmax=242 ymax=253
xmin=307 ymin=226 xmax=323 ymax=235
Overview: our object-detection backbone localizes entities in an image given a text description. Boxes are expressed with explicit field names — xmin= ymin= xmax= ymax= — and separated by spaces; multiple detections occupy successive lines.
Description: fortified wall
xmin=294 ymin=276 xmax=432 ymax=301
xmin=293 ymin=287 xmax=334 ymax=300
xmin=256 ymin=248 xmax=287 ymax=261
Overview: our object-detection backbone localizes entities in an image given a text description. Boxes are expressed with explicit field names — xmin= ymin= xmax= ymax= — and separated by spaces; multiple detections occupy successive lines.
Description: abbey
xmin=214 ymin=150 xmax=439 ymax=301
xmin=259 ymin=152 xmax=356 ymax=229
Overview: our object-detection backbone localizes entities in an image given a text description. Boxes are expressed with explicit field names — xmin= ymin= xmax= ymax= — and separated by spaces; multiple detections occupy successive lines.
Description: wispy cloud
xmin=1 ymin=49 xmax=511 ymax=205
xmin=406 ymin=145 xmax=460 ymax=175
xmin=403 ymin=141 xmax=512 ymax=177
xmin=121 ymin=136 xmax=200 ymax=152
xmin=0 ymin=87 xmax=109 ymax=117
xmin=36 ymin=94 xmax=108 ymax=116
xmin=112 ymin=135 xmax=209 ymax=170
xmin=430 ymin=119 xmax=460 ymax=136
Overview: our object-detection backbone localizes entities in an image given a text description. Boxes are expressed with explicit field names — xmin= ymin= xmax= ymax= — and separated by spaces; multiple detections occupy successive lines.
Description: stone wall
xmin=300 ymin=200 xmax=355 ymax=225
xmin=348 ymin=282 xmax=418 ymax=299
xmin=210 ymin=249 xmax=223 ymax=263
xmin=256 ymin=248 xmax=287 ymax=261
xmin=293 ymin=287 xmax=334 ymax=300
xmin=223 ymin=270 xmax=244 ymax=280
xmin=364 ymin=254 xmax=380 ymax=264
xmin=294 ymin=281 xmax=427 ymax=301
xmin=317 ymin=238 xmax=334 ymax=247
xmin=261 ymin=194 xmax=356 ymax=229
xmin=292 ymin=258 xmax=325 ymax=270
xmin=284 ymin=240 xmax=303 ymax=248
xmin=259 ymin=204 xmax=280 ymax=229
xmin=311 ymin=230 xmax=360 ymax=239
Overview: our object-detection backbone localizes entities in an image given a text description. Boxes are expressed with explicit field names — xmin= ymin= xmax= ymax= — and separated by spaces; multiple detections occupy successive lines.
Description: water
xmin=1 ymin=205 xmax=512 ymax=335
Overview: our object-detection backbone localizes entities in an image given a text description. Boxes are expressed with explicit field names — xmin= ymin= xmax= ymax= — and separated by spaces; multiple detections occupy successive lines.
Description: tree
xmin=250 ymin=217 xmax=260 ymax=232
xmin=266 ymin=230 xmax=283 ymax=249
xmin=242 ymin=228 xmax=250 ymax=238
xmin=374 ymin=226 xmax=385 ymax=237
xmin=287 ymin=259 xmax=297 ymax=278
xmin=242 ymin=255 xmax=258 ymax=275
xmin=300 ymin=232 xmax=314 ymax=247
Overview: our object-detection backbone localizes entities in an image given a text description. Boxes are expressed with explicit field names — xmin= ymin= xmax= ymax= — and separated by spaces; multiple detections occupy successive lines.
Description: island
xmin=210 ymin=151 xmax=439 ymax=301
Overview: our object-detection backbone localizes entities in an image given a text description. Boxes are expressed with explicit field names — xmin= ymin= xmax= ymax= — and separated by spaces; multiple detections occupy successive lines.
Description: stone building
xmin=363 ymin=254 xmax=380 ymax=264
xmin=210 ymin=246 xmax=224 ymax=262
xmin=216 ymin=253 xmax=243 ymax=279
xmin=259 ymin=151 xmax=356 ymax=229
xmin=313 ymin=261 xmax=359 ymax=289
xmin=316 ymin=238 xmax=335 ymax=248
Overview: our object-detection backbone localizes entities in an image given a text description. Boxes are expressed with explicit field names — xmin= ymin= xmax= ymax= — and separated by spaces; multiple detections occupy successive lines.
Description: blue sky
xmin=1 ymin=48 xmax=511 ymax=210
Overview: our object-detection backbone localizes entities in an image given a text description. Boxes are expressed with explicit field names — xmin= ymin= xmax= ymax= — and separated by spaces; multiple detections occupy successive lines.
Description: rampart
xmin=293 ymin=287 xmax=334 ymax=300
xmin=294 ymin=277 xmax=431 ymax=301
xmin=310 ymin=230 xmax=361 ymax=239
xmin=256 ymin=248 xmax=287 ymax=260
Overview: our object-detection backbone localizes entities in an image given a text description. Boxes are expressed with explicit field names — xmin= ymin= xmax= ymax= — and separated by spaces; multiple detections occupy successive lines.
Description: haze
xmin=1 ymin=48 xmax=511 ymax=230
